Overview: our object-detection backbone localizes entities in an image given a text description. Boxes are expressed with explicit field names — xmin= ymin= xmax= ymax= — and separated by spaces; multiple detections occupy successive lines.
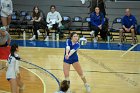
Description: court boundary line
xmin=21 ymin=66 xmax=46 ymax=93
xmin=120 ymin=44 xmax=138 ymax=57
xmin=1 ymin=60 xmax=60 ymax=93
xmin=0 ymin=90 xmax=10 ymax=93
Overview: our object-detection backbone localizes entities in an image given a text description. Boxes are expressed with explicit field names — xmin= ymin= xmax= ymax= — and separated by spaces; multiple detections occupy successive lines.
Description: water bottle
xmin=52 ymin=33 xmax=55 ymax=41
xmin=23 ymin=31 xmax=26 ymax=40
xmin=107 ymin=36 xmax=110 ymax=43
xmin=56 ymin=33 xmax=59 ymax=41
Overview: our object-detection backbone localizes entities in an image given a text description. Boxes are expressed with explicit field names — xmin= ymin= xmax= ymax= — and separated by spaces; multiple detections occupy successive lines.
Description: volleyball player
xmin=55 ymin=80 xmax=69 ymax=93
xmin=6 ymin=44 xmax=24 ymax=93
xmin=63 ymin=32 xmax=91 ymax=93
xmin=1 ymin=0 xmax=13 ymax=31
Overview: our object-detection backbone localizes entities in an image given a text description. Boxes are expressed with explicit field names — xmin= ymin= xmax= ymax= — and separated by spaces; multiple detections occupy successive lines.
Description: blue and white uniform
xmin=64 ymin=39 xmax=80 ymax=64
xmin=6 ymin=53 xmax=20 ymax=80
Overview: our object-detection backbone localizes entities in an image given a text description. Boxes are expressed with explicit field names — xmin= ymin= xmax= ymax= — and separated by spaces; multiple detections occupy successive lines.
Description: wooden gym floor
xmin=0 ymin=46 xmax=140 ymax=93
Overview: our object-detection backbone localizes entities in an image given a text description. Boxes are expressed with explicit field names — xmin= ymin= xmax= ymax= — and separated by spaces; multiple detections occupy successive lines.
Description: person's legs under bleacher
xmin=100 ymin=25 xmax=107 ymax=41
xmin=90 ymin=25 xmax=100 ymax=43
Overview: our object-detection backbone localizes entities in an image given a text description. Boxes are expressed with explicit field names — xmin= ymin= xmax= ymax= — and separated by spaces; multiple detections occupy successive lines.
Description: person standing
xmin=6 ymin=43 xmax=24 ymax=93
xmin=63 ymin=32 xmax=91 ymax=93
xmin=1 ymin=0 xmax=13 ymax=31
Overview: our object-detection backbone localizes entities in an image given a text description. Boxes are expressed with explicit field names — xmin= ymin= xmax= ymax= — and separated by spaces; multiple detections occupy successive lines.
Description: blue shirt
xmin=64 ymin=39 xmax=80 ymax=63
xmin=122 ymin=15 xmax=137 ymax=28
xmin=90 ymin=12 xmax=105 ymax=27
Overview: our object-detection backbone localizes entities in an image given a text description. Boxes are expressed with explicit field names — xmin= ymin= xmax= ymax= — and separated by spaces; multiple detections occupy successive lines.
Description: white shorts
xmin=1 ymin=12 xmax=10 ymax=17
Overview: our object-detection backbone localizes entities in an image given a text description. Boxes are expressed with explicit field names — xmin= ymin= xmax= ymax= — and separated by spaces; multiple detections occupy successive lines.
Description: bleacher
xmin=9 ymin=0 xmax=92 ymax=39
xmin=1 ymin=0 xmax=139 ymax=41
xmin=106 ymin=1 xmax=140 ymax=42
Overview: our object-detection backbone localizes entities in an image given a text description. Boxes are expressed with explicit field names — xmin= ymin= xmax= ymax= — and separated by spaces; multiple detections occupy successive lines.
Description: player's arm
xmin=68 ymin=43 xmax=80 ymax=57
xmin=65 ymin=39 xmax=70 ymax=55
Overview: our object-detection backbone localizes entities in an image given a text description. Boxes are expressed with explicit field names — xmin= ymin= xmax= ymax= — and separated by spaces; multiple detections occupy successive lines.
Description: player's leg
xmin=7 ymin=15 xmax=12 ymax=31
xmin=63 ymin=62 xmax=70 ymax=82
xmin=63 ymin=62 xmax=71 ymax=93
xmin=16 ymin=74 xmax=24 ymax=89
xmin=1 ymin=17 xmax=8 ymax=29
xmin=9 ymin=79 xmax=19 ymax=93
xmin=72 ymin=62 xmax=90 ymax=92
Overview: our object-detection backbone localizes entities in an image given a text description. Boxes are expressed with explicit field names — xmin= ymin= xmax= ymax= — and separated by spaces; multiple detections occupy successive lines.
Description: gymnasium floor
xmin=0 ymin=40 xmax=140 ymax=93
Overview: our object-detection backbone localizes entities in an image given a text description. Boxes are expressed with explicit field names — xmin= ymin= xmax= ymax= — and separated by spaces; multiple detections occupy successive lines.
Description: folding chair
xmin=81 ymin=17 xmax=91 ymax=39
xmin=61 ymin=16 xmax=71 ymax=38
xmin=109 ymin=17 xmax=122 ymax=41
xmin=69 ymin=16 xmax=83 ymax=36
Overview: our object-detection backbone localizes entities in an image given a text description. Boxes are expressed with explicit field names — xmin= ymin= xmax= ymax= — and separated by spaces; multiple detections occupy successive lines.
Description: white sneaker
xmin=90 ymin=31 xmax=95 ymax=36
xmin=93 ymin=38 xmax=97 ymax=43
xmin=29 ymin=35 xmax=36 ymax=40
xmin=44 ymin=36 xmax=49 ymax=41
xmin=85 ymin=83 xmax=91 ymax=93
xmin=118 ymin=42 xmax=122 ymax=46
xmin=37 ymin=30 xmax=41 ymax=35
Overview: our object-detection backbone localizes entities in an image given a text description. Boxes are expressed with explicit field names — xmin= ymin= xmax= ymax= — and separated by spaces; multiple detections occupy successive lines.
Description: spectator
xmin=1 ymin=0 xmax=13 ymax=31
xmin=0 ymin=26 xmax=11 ymax=47
xmin=44 ymin=5 xmax=62 ymax=41
xmin=29 ymin=6 xmax=43 ymax=40
xmin=55 ymin=80 xmax=69 ymax=93
xmin=90 ymin=7 xmax=107 ymax=43
xmin=119 ymin=8 xmax=137 ymax=45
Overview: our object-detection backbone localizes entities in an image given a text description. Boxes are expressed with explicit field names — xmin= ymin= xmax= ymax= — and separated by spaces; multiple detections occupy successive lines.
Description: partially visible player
xmin=63 ymin=32 xmax=91 ymax=93
xmin=55 ymin=80 xmax=69 ymax=93
xmin=6 ymin=43 xmax=24 ymax=93
xmin=1 ymin=0 xmax=13 ymax=31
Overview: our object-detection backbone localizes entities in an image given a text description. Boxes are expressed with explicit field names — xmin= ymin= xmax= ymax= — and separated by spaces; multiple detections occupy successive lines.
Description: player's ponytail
xmin=10 ymin=43 xmax=18 ymax=57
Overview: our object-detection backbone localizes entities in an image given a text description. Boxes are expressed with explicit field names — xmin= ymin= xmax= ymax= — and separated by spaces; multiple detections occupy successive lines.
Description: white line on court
xmin=120 ymin=44 xmax=138 ymax=57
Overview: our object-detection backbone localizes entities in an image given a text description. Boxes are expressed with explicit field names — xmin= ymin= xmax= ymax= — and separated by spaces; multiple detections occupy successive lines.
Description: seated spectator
xmin=29 ymin=6 xmax=43 ymax=40
xmin=44 ymin=5 xmax=62 ymax=41
xmin=90 ymin=7 xmax=107 ymax=43
xmin=119 ymin=8 xmax=137 ymax=45
xmin=55 ymin=80 xmax=69 ymax=93
xmin=0 ymin=27 xmax=11 ymax=47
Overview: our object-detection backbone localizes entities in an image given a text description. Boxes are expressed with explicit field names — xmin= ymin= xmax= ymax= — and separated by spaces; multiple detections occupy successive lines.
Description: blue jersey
xmin=64 ymin=39 xmax=80 ymax=64
xmin=122 ymin=15 xmax=136 ymax=28
xmin=90 ymin=12 xmax=105 ymax=27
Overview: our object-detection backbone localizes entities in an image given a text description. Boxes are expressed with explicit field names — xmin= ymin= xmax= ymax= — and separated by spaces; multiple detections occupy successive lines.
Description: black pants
xmin=52 ymin=23 xmax=60 ymax=33
xmin=33 ymin=21 xmax=40 ymax=40
xmin=91 ymin=25 xmax=107 ymax=40
xmin=53 ymin=24 xmax=64 ymax=38
xmin=41 ymin=21 xmax=50 ymax=36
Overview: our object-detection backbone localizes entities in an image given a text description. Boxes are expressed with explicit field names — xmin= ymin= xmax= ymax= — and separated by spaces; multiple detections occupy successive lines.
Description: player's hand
xmin=125 ymin=28 xmax=129 ymax=32
xmin=98 ymin=25 xmax=102 ymax=30
xmin=65 ymin=55 xmax=69 ymax=60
